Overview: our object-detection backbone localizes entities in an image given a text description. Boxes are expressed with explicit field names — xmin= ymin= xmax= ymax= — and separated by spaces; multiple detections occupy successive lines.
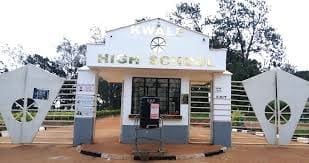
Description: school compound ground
xmin=1 ymin=116 xmax=309 ymax=163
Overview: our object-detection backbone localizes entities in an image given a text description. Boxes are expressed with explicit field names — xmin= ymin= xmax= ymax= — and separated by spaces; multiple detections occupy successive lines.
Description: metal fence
xmin=189 ymin=82 xmax=212 ymax=143
xmin=2 ymin=79 xmax=309 ymax=144
xmin=231 ymin=81 xmax=309 ymax=143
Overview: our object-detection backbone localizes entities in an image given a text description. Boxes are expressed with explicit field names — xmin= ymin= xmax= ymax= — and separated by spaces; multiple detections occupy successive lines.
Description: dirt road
xmin=1 ymin=116 xmax=309 ymax=162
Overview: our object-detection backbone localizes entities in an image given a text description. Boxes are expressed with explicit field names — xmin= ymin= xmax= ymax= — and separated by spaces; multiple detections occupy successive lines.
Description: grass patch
xmin=294 ymin=129 xmax=309 ymax=138
xmin=190 ymin=112 xmax=209 ymax=118
xmin=45 ymin=111 xmax=74 ymax=120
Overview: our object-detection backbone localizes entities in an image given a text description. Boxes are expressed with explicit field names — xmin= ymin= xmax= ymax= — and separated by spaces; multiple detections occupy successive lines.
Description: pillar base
xmin=212 ymin=121 xmax=231 ymax=147
xmin=73 ymin=117 xmax=95 ymax=146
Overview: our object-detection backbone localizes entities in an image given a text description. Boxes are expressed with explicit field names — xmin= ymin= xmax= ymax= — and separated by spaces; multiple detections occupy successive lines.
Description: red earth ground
xmin=1 ymin=116 xmax=309 ymax=162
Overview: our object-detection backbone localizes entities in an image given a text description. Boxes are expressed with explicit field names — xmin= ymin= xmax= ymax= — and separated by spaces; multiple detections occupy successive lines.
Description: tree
xmin=227 ymin=49 xmax=261 ymax=80
xmin=0 ymin=43 xmax=28 ymax=71
xmin=97 ymin=77 xmax=122 ymax=110
xmin=209 ymin=0 xmax=285 ymax=68
xmin=169 ymin=2 xmax=204 ymax=32
xmin=23 ymin=54 xmax=66 ymax=77
xmin=280 ymin=63 xmax=296 ymax=74
xmin=295 ymin=71 xmax=309 ymax=81
xmin=169 ymin=1 xmax=287 ymax=69
xmin=89 ymin=26 xmax=105 ymax=44
xmin=56 ymin=38 xmax=87 ymax=78
xmin=0 ymin=61 xmax=8 ymax=74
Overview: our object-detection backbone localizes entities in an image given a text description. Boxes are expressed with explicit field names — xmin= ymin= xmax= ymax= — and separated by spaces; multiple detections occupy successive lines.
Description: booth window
xmin=131 ymin=77 xmax=181 ymax=115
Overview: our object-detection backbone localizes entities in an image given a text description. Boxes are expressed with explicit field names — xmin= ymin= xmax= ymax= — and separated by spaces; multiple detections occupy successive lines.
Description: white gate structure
xmin=2 ymin=66 xmax=309 ymax=146
xmin=0 ymin=65 xmax=64 ymax=143
xmin=0 ymin=65 xmax=76 ymax=144
xmin=231 ymin=70 xmax=309 ymax=145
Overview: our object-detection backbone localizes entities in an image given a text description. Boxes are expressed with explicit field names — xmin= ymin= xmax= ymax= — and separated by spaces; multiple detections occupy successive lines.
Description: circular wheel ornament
xmin=265 ymin=100 xmax=291 ymax=125
xmin=11 ymin=98 xmax=38 ymax=122
xmin=150 ymin=37 xmax=166 ymax=54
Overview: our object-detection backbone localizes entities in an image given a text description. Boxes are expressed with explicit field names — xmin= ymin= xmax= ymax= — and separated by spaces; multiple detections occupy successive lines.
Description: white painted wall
xmin=77 ymin=68 xmax=97 ymax=88
xmin=212 ymin=72 xmax=232 ymax=122
xmin=78 ymin=19 xmax=230 ymax=144
xmin=75 ymin=67 xmax=98 ymax=118
xmin=86 ymin=18 xmax=226 ymax=71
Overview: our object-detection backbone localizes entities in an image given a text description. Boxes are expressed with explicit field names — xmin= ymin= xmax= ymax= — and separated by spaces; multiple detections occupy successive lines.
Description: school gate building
xmin=1 ymin=18 xmax=308 ymax=147
xmin=74 ymin=18 xmax=232 ymax=147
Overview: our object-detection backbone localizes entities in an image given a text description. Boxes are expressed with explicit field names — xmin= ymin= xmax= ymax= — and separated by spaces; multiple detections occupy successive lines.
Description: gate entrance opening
xmin=189 ymin=81 xmax=212 ymax=143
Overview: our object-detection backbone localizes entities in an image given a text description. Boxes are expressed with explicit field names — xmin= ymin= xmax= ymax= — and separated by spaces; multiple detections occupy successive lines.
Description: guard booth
xmin=73 ymin=18 xmax=232 ymax=147
xmin=139 ymin=97 xmax=160 ymax=129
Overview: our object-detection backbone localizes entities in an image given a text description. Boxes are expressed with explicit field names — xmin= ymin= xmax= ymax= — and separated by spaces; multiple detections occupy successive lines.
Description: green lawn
xmin=0 ymin=109 xmax=120 ymax=122
xmin=190 ymin=112 xmax=209 ymax=118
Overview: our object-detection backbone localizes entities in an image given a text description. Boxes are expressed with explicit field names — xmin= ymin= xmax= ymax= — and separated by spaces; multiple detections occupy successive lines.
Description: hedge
xmin=96 ymin=109 xmax=120 ymax=118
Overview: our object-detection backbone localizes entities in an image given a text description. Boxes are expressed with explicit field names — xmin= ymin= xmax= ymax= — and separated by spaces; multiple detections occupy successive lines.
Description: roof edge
xmin=105 ymin=18 xmax=209 ymax=38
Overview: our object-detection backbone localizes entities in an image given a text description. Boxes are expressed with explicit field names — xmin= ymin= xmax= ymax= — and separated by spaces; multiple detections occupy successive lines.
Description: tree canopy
xmin=295 ymin=71 xmax=309 ymax=81
xmin=56 ymin=38 xmax=87 ymax=78
xmin=23 ymin=54 xmax=66 ymax=77
xmin=169 ymin=0 xmax=288 ymax=71
xmin=227 ymin=49 xmax=261 ymax=80
xmin=169 ymin=2 xmax=203 ymax=32
xmin=0 ymin=43 xmax=27 ymax=71
xmin=209 ymin=0 xmax=285 ymax=68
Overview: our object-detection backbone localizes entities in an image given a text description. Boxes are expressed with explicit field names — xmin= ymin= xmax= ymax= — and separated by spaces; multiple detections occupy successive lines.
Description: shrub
xmin=96 ymin=109 xmax=120 ymax=118
xmin=232 ymin=110 xmax=244 ymax=127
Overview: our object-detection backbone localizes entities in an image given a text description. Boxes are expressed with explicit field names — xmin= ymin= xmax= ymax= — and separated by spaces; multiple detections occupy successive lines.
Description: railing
xmin=189 ymin=82 xmax=212 ymax=143
xmin=231 ymin=81 xmax=309 ymax=138
xmin=190 ymin=82 xmax=212 ymax=127
xmin=46 ymin=79 xmax=76 ymax=125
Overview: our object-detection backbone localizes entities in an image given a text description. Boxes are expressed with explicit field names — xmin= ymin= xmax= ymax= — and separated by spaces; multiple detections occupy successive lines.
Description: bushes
xmin=45 ymin=110 xmax=120 ymax=120
xmin=45 ymin=112 xmax=74 ymax=120
xmin=1 ymin=110 xmax=120 ymax=123
xmin=96 ymin=109 xmax=120 ymax=118
xmin=232 ymin=110 xmax=244 ymax=127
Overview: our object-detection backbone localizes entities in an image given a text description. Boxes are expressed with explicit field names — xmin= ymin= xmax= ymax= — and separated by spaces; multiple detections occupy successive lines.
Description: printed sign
xmin=33 ymin=88 xmax=49 ymax=100
xmin=214 ymin=86 xmax=229 ymax=100
xmin=215 ymin=87 xmax=222 ymax=93
xmin=150 ymin=103 xmax=160 ymax=119
xmin=75 ymin=95 xmax=96 ymax=118
xmin=75 ymin=106 xmax=94 ymax=118
xmin=77 ymin=84 xmax=95 ymax=95
xmin=76 ymin=95 xmax=95 ymax=107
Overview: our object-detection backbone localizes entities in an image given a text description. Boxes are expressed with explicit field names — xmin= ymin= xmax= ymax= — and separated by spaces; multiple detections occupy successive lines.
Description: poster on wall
xmin=75 ymin=94 xmax=95 ymax=118
xmin=33 ymin=88 xmax=49 ymax=100
xmin=150 ymin=103 xmax=160 ymax=120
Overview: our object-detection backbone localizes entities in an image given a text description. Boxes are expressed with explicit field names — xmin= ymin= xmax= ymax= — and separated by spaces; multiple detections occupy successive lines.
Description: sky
xmin=0 ymin=0 xmax=308 ymax=70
